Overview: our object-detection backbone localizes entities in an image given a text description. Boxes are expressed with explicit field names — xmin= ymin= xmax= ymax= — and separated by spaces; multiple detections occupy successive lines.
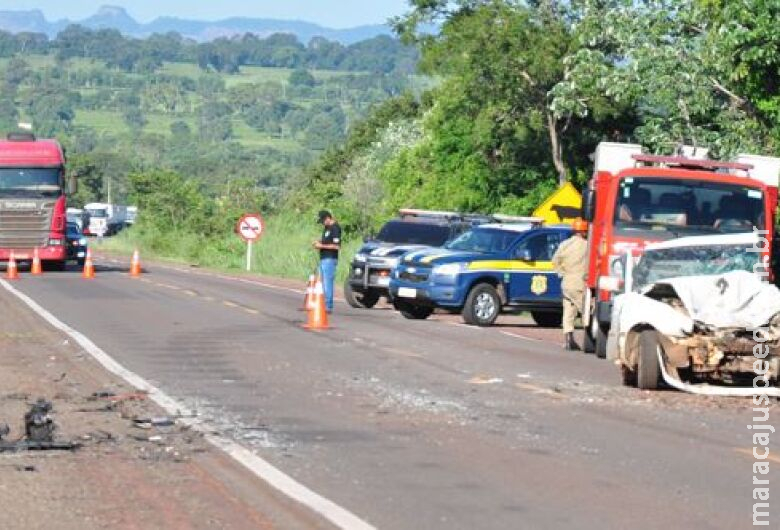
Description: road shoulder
xmin=0 ymin=285 xmax=330 ymax=530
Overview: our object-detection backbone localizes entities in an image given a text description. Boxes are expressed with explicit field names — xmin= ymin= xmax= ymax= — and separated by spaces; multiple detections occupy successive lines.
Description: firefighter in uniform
xmin=552 ymin=219 xmax=589 ymax=350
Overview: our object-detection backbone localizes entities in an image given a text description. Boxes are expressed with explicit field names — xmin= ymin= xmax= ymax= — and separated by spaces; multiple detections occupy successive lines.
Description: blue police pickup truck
xmin=389 ymin=224 xmax=574 ymax=326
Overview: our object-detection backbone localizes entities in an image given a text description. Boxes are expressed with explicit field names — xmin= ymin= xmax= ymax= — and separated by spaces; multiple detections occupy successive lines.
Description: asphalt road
xmin=4 ymin=258 xmax=777 ymax=529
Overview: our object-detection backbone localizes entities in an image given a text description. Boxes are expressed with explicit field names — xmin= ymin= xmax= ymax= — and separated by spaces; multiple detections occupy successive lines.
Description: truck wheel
xmin=45 ymin=260 xmax=66 ymax=272
xmin=583 ymin=328 xmax=595 ymax=353
xmin=344 ymin=281 xmax=379 ymax=309
xmin=394 ymin=300 xmax=432 ymax=320
xmin=462 ymin=283 xmax=500 ymax=327
xmin=637 ymin=330 xmax=662 ymax=390
xmin=595 ymin=322 xmax=608 ymax=359
xmin=530 ymin=311 xmax=562 ymax=328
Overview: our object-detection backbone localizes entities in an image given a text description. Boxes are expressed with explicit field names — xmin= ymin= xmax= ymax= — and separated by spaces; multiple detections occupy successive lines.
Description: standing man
xmin=313 ymin=210 xmax=341 ymax=313
xmin=552 ymin=219 xmax=589 ymax=350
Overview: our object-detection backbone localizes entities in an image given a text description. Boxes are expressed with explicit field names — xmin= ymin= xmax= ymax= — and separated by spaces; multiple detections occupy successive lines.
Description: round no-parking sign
xmin=237 ymin=213 xmax=264 ymax=243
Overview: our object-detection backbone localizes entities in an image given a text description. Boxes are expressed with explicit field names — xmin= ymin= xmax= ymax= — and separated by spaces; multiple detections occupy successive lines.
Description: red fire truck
xmin=0 ymin=132 xmax=76 ymax=270
xmin=582 ymin=142 xmax=780 ymax=357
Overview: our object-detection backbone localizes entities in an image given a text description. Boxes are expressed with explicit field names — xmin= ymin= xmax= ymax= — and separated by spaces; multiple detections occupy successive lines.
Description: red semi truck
xmin=0 ymin=132 xmax=76 ymax=271
xmin=581 ymin=142 xmax=780 ymax=357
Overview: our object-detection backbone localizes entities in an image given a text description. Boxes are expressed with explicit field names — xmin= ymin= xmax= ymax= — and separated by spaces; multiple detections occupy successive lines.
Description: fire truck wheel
xmin=637 ymin=330 xmax=662 ymax=390
xmin=583 ymin=327 xmax=596 ymax=353
xmin=462 ymin=283 xmax=500 ymax=327
xmin=344 ymin=281 xmax=379 ymax=309
xmin=530 ymin=311 xmax=562 ymax=328
xmin=595 ymin=322 xmax=608 ymax=359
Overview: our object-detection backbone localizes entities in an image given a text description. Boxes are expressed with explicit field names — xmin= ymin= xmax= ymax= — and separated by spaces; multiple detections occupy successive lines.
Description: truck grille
xmin=0 ymin=202 xmax=53 ymax=249
xmin=399 ymin=268 xmax=430 ymax=283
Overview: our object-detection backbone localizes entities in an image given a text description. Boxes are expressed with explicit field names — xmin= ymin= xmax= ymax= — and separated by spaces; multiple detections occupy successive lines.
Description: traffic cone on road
xmin=82 ymin=248 xmax=95 ymax=279
xmin=301 ymin=274 xmax=316 ymax=311
xmin=303 ymin=277 xmax=329 ymax=330
xmin=31 ymin=248 xmax=42 ymax=276
xmin=130 ymin=249 xmax=142 ymax=278
xmin=6 ymin=252 xmax=19 ymax=280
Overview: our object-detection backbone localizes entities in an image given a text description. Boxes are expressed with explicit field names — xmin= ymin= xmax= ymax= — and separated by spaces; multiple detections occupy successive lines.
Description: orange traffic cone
xmin=303 ymin=278 xmax=329 ymax=330
xmin=31 ymin=248 xmax=42 ymax=276
xmin=6 ymin=251 xmax=19 ymax=280
xmin=130 ymin=249 xmax=142 ymax=278
xmin=82 ymin=248 xmax=95 ymax=279
xmin=301 ymin=274 xmax=316 ymax=311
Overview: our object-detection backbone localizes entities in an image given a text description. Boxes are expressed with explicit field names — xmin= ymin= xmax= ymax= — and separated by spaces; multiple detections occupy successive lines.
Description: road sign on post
xmin=236 ymin=213 xmax=264 ymax=271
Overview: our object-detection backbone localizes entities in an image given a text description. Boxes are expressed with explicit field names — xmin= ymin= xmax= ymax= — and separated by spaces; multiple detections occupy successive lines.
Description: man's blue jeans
xmin=320 ymin=258 xmax=337 ymax=311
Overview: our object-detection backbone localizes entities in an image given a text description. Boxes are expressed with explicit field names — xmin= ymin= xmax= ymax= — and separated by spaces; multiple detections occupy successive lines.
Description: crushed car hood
xmin=651 ymin=270 xmax=780 ymax=329
xmin=617 ymin=270 xmax=780 ymax=340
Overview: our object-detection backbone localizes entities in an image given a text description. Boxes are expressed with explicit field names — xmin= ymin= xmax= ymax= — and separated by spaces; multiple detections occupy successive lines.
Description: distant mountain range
xmin=0 ymin=5 xmax=395 ymax=44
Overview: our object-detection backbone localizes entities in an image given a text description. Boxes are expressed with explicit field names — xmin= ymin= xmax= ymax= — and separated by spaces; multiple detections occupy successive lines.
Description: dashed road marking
xmin=1 ymin=278 xmax=376 ymax=530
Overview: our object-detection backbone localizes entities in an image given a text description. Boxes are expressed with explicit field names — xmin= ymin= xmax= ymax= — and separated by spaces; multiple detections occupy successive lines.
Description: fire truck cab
xmin=582 ymin=142 xmax=780 ymax=357
xmin=0 ymin=132 xmax=76 ymax=270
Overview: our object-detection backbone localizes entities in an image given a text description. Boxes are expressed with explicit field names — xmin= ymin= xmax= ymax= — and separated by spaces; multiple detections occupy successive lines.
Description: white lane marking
xmin=500 ymin=330 xmax=544 ymax=343
xmin=0 ymin=279 xmax=375 ymax=530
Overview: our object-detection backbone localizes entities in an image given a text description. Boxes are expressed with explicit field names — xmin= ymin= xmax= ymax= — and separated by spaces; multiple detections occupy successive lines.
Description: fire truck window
xmin=614 ymin=178 xmax=765 ymax=236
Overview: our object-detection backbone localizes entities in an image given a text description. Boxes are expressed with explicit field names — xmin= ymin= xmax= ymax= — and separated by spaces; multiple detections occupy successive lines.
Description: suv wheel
xmin=462 ymin=283 xmax=500 ymax=326
xmin=344 ymin=280 xmax=379 ymax=309
xmin=394 ymin=300 xmax=433 ymax=320
xmin=530 ymin=311 xmax=562 ymax=328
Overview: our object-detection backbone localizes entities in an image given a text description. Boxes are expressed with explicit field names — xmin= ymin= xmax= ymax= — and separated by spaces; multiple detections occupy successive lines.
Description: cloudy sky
xmin=0 ymin=1 xmax=411 ymax=28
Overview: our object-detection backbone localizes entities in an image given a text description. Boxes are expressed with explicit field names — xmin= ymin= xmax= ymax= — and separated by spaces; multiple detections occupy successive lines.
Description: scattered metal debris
xmin=0 ymin=398 xmax=80 ymax=453
xmin=25 ymin=399 xmax=55 ymax=443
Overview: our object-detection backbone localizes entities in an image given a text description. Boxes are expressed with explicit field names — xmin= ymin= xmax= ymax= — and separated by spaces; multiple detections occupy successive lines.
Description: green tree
xmin=288 ymin=68 xmax=316 ymax=87
xmin=550 ymin=0 xmax=778 ymax=157
xmin=394 ymin=0 xmax=578 ymax=184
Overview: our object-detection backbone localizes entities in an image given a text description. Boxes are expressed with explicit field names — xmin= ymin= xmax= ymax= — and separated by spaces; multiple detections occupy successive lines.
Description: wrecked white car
xmin=608 ymin=233 xmax=780 ymax=396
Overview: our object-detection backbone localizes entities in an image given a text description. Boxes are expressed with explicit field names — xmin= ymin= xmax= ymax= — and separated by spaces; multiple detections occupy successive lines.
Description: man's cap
xmin=317 ymin=210 xmax=332 ymax=223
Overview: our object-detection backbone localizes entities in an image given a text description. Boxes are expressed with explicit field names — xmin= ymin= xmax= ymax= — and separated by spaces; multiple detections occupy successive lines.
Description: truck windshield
xmin=632 ymin=244 xmax=760 ymax=289
xmin=614 ymin=177 xmax=765 ymax=237
xmin=86 ymin=208 xmax=107 ymax=218
xmin=376 ymin=221 xmax=451 ymax=246
xmin=446 ymin=229 xmax=517 ymax=253
xmin=0 ymin=168 xmax=61 ymax=198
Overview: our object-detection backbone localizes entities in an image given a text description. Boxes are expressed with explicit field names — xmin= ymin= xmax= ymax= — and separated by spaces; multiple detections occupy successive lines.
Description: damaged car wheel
xmin=637 ymin=330 xmax=662 ymax=390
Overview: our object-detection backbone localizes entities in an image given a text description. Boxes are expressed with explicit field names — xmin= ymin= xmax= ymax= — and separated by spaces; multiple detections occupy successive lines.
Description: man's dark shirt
xmin=320 ymin=222 xmax=341 ymax=260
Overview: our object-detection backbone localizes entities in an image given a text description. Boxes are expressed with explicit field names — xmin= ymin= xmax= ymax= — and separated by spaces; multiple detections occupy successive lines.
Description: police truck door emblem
xmin=531 ymin=275 xmax=548 ymax=295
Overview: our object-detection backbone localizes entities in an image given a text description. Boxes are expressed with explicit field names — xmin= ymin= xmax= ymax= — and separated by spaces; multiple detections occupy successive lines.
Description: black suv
xmin=345 ymin=210 xmax=491 ymax=308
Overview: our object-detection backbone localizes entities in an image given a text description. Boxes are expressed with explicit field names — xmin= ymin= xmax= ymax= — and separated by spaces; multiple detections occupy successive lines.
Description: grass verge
xmin=99 ymin=211 xmax=362 ymax=284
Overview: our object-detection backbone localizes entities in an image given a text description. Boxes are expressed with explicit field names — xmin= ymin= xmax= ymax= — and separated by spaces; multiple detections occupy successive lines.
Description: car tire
xmin=344 ymin=281 xmax=379 ymax=309
xmin=637 ymin=329 xmax=662 ymax=390
xmin=462 ymin=283 xmax=500 ymax=327
xmin=394 ymin=300 xmax=433 ymax=320
xmin=530 ymin=311 xmax=562 ymax=328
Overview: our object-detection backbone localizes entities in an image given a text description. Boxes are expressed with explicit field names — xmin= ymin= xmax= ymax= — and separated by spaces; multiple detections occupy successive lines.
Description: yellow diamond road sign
xmin=533 ymin=182 xmax=583 ymax=225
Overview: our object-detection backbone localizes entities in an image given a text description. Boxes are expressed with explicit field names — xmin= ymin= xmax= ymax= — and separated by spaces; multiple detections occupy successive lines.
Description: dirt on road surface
xmin=0 ymin=287 xmax=329 ymax=530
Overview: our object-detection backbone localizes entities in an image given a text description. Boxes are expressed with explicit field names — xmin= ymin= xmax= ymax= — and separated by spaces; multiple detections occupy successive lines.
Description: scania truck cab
xmin=0 ymin=132 xmax=75 ymax=270
xmin=582 ymin=142 xmax=780 ymax=358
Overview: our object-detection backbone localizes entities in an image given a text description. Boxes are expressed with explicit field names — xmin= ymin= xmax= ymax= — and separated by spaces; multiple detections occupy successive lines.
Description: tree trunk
xmin=546 ymin=111 xmax=567 ymax=185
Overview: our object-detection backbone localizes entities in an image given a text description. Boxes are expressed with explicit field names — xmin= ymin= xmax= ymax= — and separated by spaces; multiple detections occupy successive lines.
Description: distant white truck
xmin=66 ymin=207 xmax=87 ymax=230
xmin=126 ymin=206 xmax=138 ymax=225
xmin=84 ymin=203 xmax=128 ymax=237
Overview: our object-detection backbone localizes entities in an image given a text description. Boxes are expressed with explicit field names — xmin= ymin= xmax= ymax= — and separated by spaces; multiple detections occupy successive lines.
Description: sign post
xmin=236 ymin=213 xmax=264 ymax=271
